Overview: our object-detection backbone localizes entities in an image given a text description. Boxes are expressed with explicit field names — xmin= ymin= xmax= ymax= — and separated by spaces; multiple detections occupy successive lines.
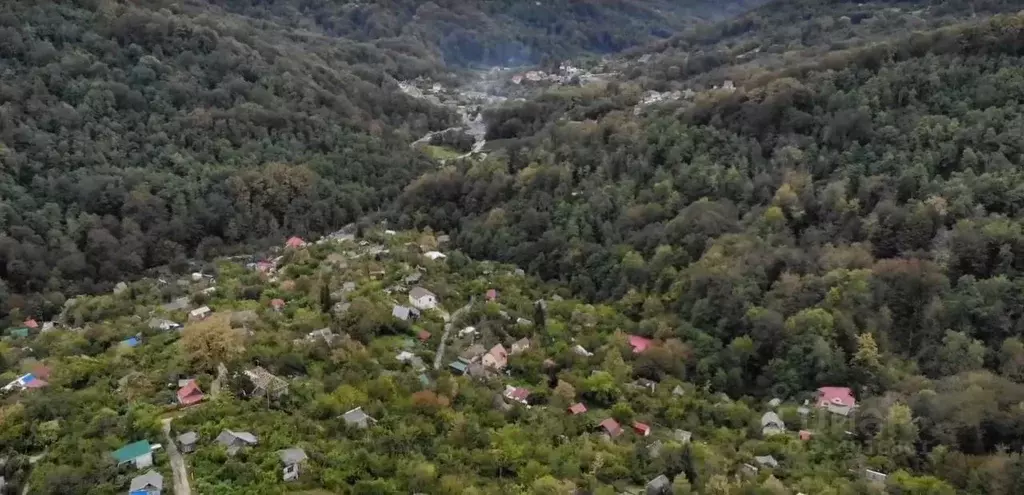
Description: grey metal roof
xmin=217 ymin=429 xmax=257 ymax=447
xmin=647 ymin=474 xmax=670 ymax=492
xmin=392 ymin=305 xmax=412 ymax=321
xmin=177 ymin=431 xmax=198 ymax=445
xmin=129 ymin=470 xmax=163 ymax=492
xmin=409 ymin=287 xmax=435 ymax=300
xmin=761 ymin=411 xmax=785 ymax=428
xmin=343 ymin=407 xmax=375 ymax=428
xmin=278 ymin=447 xmax=308 ymax=465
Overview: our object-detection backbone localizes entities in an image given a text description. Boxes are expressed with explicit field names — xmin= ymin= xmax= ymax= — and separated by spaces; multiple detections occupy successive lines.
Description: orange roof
xmin=628 ymin=334 xmax=653 ymax=353
xmin=285 ymin=236 xmax=306 ymax=248
xmin=568 ymin=403 xmax=587 ymax=415
xmin=799 ymin=430 xmax=813 ymax=441
xmin=270 ymin=298 xmax=286 ymax=309
xmin=23 ymin=319 xmax=39 ymax=329
xmin=30 ymin=363 xmax=52 ymax=380
xmin=633 ymin=422 xmax=651 ymax=436
xmin=599 ymin=418 xmax=622 ymax=437
xmin=417 ymin=329 xmax=431 ymax=341
xmin=177 ymin=380 xmax=204 ymax=406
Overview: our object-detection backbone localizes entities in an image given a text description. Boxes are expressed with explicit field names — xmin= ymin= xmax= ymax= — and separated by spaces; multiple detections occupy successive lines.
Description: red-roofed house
xmin=270 ymin=299 xmax=286 ymax=311
xmin=30 ymin=364 xmax=52 ymax=381
xmin=633 ymin=422 xmax=651 ymax=437
xmin=482 ymin=344 xmax=508 ymax=370
xmin=417 ymin=329 xmax=432 ymax=342
xmin=23 ymin=319 xmax=39 ymax=330
xmin=568 ymin=403 xmax=587 ymax=415
xmin=177 ymin=380 xmax=205 ymax=406
xmin=628 ymin=334 xmax=653 ymax=354
xmin=24 ymin=377 xmax=49 ymax=389
xmin=816 ymin=386 xmax=856 ymax=409
xmin=599 ymin=418 xmax=623 ymax=438
xmin=799 ymin=430 xmax=813 ymax=441
xmin=486 ymin=289 xmax=498 ymax=301
xmin=285 ymin=237 xmax=307 ymax=249
xmin=504 ymin=386 xmax=530 ymax=405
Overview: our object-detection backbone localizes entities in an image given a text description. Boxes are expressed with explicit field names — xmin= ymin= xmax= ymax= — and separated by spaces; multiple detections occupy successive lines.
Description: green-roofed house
xmin=7 ymin=327 xmax=29 ymax=339
xmin=112 ymin=440 xmax=155 ymax=469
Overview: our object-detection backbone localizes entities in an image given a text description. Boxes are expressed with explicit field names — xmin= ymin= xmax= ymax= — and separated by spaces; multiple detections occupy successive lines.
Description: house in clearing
xmin=409 ymin=287 xmax=438 ymax=310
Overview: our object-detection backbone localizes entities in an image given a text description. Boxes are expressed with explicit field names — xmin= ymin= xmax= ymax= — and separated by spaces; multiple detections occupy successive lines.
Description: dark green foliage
xmin=211 ymin=0 xmax=766 ymax=67
xmin=0 ymin=0 xmax=457 ymax=321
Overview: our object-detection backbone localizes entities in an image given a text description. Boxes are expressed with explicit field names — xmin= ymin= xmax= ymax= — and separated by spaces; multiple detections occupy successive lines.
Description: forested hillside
xmin=0 ymin=0 xmax=457 ymax=319
xmin=0 ymin=0 xmax=762 ymax=323
xmin=395 ymin=7 xmax=1024 ymax=488
xmin=4 ymin=231 xmax=1023 ymax=494
xmin=212 ymin=0 xmax=766 ymax=66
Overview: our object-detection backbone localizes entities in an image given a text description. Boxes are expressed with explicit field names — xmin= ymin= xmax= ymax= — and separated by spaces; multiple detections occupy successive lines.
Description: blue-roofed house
xmin=122 ymin=337 xmax=141 ymax=348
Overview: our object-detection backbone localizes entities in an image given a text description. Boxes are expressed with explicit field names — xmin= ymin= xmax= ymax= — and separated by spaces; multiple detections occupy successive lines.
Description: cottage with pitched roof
xmin=598 ymin=418 xmax=623 ymax=438
xmin=129 ymin=470 xmax=163 ymax=495
xmin=761 ymin=411 xmax=786 ymax=436
xmin=177 ymin=380 xmax=205 ymax=406
xmin=278 ymin=447 xmax=308 ymax=481
xmin=409 ymin=287 xmax=438 ymax=310
xmin=216 ymin=430 xmax=257 ymax=455
xmin=177 ymin=432 xmax=198 ymax=454
xmin=343 ymin=407 xmax=376 ymax=429
xmin=510 ymin=337 xmax=531 ymax=355
xmin=112 ymin=440 xmax=157 ymax=469
xmin=481 ymin=344 xmax=508 ymax=370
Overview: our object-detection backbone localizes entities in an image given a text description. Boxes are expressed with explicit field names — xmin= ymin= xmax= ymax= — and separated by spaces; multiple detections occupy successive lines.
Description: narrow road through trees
xmin=433 ymin=299 xmax=474 ymax=369
xmin=161 ymin=418 xmax=192 ymax=495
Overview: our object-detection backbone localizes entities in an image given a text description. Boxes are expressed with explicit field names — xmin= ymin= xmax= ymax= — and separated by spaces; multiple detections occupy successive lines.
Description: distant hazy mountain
xmin=208 ymin=0 xmax=768 ymax=66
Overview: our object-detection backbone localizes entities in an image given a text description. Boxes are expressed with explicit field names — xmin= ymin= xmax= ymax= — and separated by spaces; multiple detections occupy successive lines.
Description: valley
xmin=4 ymin=0 xmax=1024 ymax=493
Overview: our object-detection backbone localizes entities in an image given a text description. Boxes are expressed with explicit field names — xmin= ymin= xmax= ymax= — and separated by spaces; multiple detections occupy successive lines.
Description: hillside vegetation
xmin=0 ymin=0 xmax=456 ymax=317
xmin=211 ymin=0 xmax=766 ymax=66
xmin=2 ymin=231 xmax=1022 ymax=494
xmin=395 ymin=7 xmax=1024 ymax=490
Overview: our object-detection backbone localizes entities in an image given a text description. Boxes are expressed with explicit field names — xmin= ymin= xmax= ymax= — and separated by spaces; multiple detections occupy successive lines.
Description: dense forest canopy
xmin=395 ymin=1 xmax=1024 ymax=459
xmin=210 ymin=0 xmax=767 ymax=66
xmin=0 ymin=0 xmax=457 ymax=320
xmin=5 ymin=0 xmax=1024 ymax=492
